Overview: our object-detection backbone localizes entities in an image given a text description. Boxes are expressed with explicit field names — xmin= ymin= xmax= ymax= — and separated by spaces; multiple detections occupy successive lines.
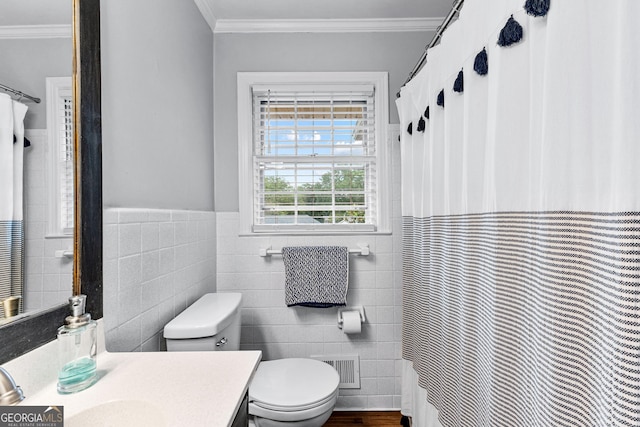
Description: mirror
xmin=0 ymin=0 xmax=102 ymax=364
xmin=0 ymin=0 xmax=73 ymax=326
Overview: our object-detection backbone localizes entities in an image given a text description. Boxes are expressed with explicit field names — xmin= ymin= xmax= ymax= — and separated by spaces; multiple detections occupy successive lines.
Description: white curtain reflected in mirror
xmin=0 ymin=94 xmax=27 ymax=320
xmin=0 ymin=0 xmax=73 ymax=323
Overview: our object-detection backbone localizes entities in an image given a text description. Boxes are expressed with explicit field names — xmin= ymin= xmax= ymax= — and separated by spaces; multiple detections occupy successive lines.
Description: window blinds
xmin=252 ymin=88 xmax=377 ymax=230
xmin=59 ymin=95 xmax=73 ymax=233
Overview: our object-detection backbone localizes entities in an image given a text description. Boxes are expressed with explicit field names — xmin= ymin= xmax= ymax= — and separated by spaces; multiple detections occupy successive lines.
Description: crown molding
xmin=193 ymin=0 xmax=217 ymax=32
xmin=213 ymin=17 xmax=443 ymax=34
xmin=0 ymin=24 xmax=72 ymax=39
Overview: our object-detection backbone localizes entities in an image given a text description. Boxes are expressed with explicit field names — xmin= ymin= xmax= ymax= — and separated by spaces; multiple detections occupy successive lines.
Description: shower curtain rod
xmin=0 ymin=83 xmax=41 ymax=103
xmin=397 ymin=0 xmax=465 ymax=98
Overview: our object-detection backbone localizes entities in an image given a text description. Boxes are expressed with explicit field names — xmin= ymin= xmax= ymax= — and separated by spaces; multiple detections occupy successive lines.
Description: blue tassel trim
xmin=424 ymin=106 xmax=430 ymax=119
xmin=498 ymin=15 xmax=524 ymax=47
xmin=437 ymin=90 xmax=445 ymax=107
xmin=474 ymin=48 xmax=489 ymax=75
xmin=453 ymin=70 xmax=464 ymax=93
xmin=407 ymin=122 xmax=413 ymax=135
xmin=417 ymin=116 xmax=426 ymax=132
xmin=524 ymin=0 xmax=550 ymax=17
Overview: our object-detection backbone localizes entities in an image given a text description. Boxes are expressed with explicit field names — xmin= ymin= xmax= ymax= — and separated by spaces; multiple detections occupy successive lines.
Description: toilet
xmin=163 ymin=293 xmax=340 ymax=427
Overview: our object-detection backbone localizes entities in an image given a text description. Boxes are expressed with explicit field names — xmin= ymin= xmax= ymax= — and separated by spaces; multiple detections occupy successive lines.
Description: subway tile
xmin=336 ymin=395 xmax=368 ymax=410
xmin=141 ymin=334 xmax=161 ymax=352
xmin=377 ymin=306 xmax=395 ymax=324
xmin=253 ymin=325 xmax=290 ymax=343
xmin=25 ymin=239 xmax=44 ymax=257
xmin=141 ymin=223 xmax=160 ymax=252
xmin=159 ymin=222 xmax=175 ymax=248
xmin=118 ymin=209 xmax=149 ymax=224
xmin=174 ymin=222 xmax=188 ymax=245
xmin=146 ymin=210 xmax=171 ymax=222
xmin=375 ymin=271 xmax=393 ymax=289
xmin=42 ymin=274 xmax=60 ymax=292
xmin=119 ymin=223 xmax=142 ymax=257
xmin=113 ymin=317 xmax=142 ymax=352
xmin=174 ymin=244 xmax=190 ymax=270
xmin=25 ymin=222 xmax=44 ymax=239
xmin=25 ymin=274 xmax=43 ymax=293
xmin=375 ymin=235 xmax=393 ymax=253
xmin=360 ymin=360 xmax=377 ymax=378
xmin=25 ymin=257 xmax=43 ymax=275
xmin=118 ymin=255 xmax=142 ymax=290
xmin=359 ymin=378 xmax=378 ymax=395
xmin=367 ymin=395 xmax=394 ymax=409
xmin=141 ymin=278 xmax=162 ymax=312
xmin=42 ymin=257 xmax=63 ymax=274
xmin=159 ymin=248 xmax=175 ymax=275
xmin=141 ymin=251 xmax=160 ymax=282
xmin=375 ymin=289 xmax=395 ymax=306
xmin=103 ymin=209 xmax=119 ymax=224
xmin=140 ymin=306 xmax=160 ymax=342
xmin=376 ymin=360 xmax=396 ymax=377
xmin=170 ymin=211 xmax=189 ymax=222
xmin=376 ymin=377 xmax=396 ymax=395
xmin=393 ymin=395 xmax=402 ymax=409
xmin=288 ymin=343 xmax=309 ymax=358
xmin=104 ymin=224 xmax=119 ymax=259
xmin=23 ymin=292 xmax=42 ymax=312
xmin=117 ymin=286 xmax=142 ymax=325
xmin=104 ymin=207 xmax=404 ymax=408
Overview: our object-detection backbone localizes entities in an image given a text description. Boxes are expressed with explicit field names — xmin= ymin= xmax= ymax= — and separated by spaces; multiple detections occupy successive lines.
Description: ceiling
xmin=206 ymin=0 xmax=452 ymax=20
xmin=0 ymin=0 xmax=452 ymax=29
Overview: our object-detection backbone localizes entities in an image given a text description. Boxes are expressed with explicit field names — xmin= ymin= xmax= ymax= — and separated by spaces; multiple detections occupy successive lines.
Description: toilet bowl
xmin=163 ymin=293 xmax=340 ymax=427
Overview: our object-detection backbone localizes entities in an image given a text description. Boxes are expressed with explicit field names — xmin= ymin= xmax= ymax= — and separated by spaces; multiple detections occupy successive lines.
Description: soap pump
xmin=57 ymin=294 xmax=97 ymax=394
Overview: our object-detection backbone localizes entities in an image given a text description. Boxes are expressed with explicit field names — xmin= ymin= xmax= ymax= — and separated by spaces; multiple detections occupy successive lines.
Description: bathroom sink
xmin=65 ymin=399 xmax=166 ymax=427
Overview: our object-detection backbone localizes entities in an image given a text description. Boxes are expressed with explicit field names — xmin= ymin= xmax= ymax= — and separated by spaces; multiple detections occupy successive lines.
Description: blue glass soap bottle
xmin=57 ymin=294 xmax=97 ymax=394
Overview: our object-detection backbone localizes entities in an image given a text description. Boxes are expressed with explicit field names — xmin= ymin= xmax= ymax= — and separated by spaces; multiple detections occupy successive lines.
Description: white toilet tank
xmin=163 ymin=293 xmax=242 ymax=352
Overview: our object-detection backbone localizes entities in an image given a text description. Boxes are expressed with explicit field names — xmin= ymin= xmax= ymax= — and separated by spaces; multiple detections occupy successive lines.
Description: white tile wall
xmin=23 ymin=130 xmax=73 ymax=312
xmin=216 ymin=130 xmax=403 ymax=410
xmin=103 ymin=208 xmax=217 ymax=352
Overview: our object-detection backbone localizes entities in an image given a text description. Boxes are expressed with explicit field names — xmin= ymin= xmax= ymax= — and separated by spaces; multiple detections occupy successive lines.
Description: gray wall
xmin=0 ymin=38 xmax=71 ymax=129
xmin=213 ymin=31 xmax=431 ymax=211
xmin=101 ymin=0 xmax=214 ymax=211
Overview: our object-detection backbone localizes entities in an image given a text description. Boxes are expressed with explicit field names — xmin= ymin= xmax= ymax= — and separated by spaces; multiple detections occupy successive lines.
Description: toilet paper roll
xmin=341 ymin=310 xmax=362 ymax=334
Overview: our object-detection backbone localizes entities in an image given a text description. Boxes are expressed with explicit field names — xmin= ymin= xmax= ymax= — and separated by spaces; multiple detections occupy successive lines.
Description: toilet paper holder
xmin=337 ymin=306 xmax=366 ymax=329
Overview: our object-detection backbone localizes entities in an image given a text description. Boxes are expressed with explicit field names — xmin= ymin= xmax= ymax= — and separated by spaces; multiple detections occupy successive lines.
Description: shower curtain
xmin=0 ymin=93 xmax=27 ymax=318
xmin=397 ymin=2 xmax=639 ymax=427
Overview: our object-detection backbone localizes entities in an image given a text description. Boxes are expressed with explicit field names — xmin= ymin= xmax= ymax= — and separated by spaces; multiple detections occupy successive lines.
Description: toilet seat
xmin=252 ymin=392 xmax=336 ymax=412
xmin=249 ymin=390 xmax=338 ymax=423
xmin=249 ymin=358 xmax=340 ymax=421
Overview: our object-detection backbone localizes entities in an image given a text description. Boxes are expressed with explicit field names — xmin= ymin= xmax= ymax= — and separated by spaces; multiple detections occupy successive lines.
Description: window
xmin=238 ymin=72 xmax=390 ymax=234
xmin=46 ymin=77 xmax=74 ymax=237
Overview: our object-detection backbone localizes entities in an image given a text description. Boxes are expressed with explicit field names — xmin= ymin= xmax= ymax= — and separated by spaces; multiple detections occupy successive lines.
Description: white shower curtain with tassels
xmin=0 ymin=93 xmax=27 ymax=318
xmin=397 ymin=2 xmax=640 ymax=427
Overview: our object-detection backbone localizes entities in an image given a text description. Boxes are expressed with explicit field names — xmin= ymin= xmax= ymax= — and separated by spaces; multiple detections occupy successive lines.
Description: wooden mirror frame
xmin=0 ymin=0 xmax=102 ymax=364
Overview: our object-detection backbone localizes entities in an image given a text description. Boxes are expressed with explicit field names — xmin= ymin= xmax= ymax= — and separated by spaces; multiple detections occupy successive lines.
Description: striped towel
xmin=282 ymin=246 xmax=349 ymax=308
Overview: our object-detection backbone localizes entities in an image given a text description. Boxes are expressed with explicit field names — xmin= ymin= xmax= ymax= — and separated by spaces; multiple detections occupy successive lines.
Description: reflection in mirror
xmin=0 ymin=0 xmax=101 ymax=364
xmin=0 ymin=0 xmax=73 ymax=325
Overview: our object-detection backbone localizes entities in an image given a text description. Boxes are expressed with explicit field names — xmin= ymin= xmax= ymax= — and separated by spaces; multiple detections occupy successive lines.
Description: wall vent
xmin=310 ymin=354 xmax=360 ymax=389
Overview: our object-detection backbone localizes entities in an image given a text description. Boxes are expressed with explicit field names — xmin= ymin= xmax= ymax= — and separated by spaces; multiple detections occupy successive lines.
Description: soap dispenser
xmin=57 ymin=294 xmax=97 ymax=394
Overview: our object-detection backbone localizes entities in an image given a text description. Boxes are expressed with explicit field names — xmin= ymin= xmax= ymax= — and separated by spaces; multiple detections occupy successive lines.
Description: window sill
xmin=45 ymin=234 xmax=73 ymax=239
xmin=238 ymin=229 xmax=392 ymax=237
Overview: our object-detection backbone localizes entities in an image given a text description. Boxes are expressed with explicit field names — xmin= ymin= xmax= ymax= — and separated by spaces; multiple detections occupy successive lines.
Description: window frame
xmin=237 ymin=72 xmax=390 ymax=235
xmin=45 ymin=76 xmax=74 ymax=238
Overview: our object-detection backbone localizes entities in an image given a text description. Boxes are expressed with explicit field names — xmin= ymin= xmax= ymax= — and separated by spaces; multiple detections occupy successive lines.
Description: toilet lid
xmin=250 ymin=359 xmax=340 ymax=411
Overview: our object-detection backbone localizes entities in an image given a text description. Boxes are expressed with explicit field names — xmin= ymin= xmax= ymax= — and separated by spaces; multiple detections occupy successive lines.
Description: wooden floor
xmin=324 ymin=411 xmax=405 ymax=426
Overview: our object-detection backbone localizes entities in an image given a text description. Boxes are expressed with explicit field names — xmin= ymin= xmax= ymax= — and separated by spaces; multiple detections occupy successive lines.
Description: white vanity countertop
xmin=20 ymin=350 xmax=262 ymax=427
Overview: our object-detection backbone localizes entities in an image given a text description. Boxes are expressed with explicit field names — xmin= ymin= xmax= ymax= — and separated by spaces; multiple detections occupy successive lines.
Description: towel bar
xmin=259 ymin=244 xmax=370 ymax=257
xmin=54 ymin=250 xmax=73 ymax=259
